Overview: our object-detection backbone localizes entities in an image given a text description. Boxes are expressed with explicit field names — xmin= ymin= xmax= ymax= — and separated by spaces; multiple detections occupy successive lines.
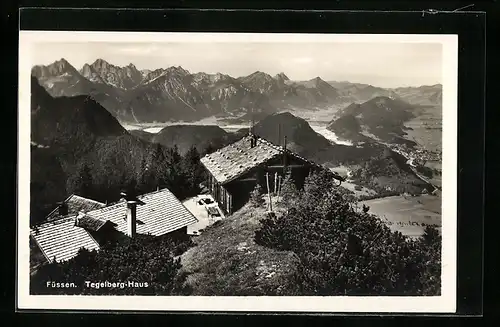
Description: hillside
xmin=31 ymin=77 xmax=127 ymax=147
xmin=325 ymin=114 xmax=371 ymax=144
xmin=31 ymin=76 xmax=139 ymax=220
xmin=151 ymin=125 xmax=237 ymax=155
xmin=248 ymin=112 xmax=428 ymax=194
xmin=179 ymin=201 xmax=300 ymax=295
xmin=327 ymin=96 xmax=417 ymax=146
xmin=30 ymin=145 xmax=68 ymax=222
xmin=179 ymin=175 xmax=438 ymax=295
xmin=249 ymin=112 xmax=384 ymax=166
xmin=30 ymin=77 xmax=203 ymax=224
xmin=251 ymin=111 xmax=333 ymax=158
xmin=352 ymin=147 xmax=432 ymax=195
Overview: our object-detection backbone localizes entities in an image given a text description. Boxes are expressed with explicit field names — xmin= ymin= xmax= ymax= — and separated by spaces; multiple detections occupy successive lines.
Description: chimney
xmin=121 ymin=191 xmax=138 ymax=238
xmin=250 ymin=134 xmax=258 ymax=148
xmin=126 ymin=200 xmax=137 ymax=238
xmin=75 ymin=211 xmax=85 ymax=227
xmin=58 ymin=201 xmax=68 ymax=216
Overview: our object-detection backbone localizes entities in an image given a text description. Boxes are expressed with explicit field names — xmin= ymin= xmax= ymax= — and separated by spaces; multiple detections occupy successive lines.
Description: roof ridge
xmin=31 ymin=214 xmax=77 ymax=228
xmin=71 ymin=194 xmax=106 ymax=205
xmin=44 ymin=194 xmax=75 ymax=218
xmin=88 ymin=187 xmax=177 ymax=213
xmin=89 ymin=199 xmax=126 ymax=213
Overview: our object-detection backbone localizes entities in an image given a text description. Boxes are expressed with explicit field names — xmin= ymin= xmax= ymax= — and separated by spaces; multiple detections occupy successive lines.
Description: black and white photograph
xmin=18 ymin=31 xmax=458 ymax=312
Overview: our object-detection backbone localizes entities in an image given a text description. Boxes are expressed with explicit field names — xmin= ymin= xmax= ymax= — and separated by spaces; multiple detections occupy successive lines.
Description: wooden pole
xmin=283 ymin=135 xmax=288 ymax=174
xmin=274 ymin=172 xmax=278 ymax=194
xmin=278 ymin=124 xmax=281 ymax=147
xmin=266 ymin=172 xmax=273 ymax=212
xmin=277 ymin=175 xmax=282 ymax=201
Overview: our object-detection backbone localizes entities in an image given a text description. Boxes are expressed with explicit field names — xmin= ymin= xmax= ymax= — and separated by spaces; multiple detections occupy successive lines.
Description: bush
xmin=279 ymin=172 xmax=299 ymax=206
xmin=250 ymin=184 xmax=265 ymax=208
xmin=30 ymin=234 xmax=191 ymax=295
xmin=254 ymin=171 xmax=441 ymax=296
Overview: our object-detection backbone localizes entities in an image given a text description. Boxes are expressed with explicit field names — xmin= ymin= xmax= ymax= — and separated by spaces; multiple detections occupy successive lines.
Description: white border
xmin=18 ymin=31 xmax=458 ymax=313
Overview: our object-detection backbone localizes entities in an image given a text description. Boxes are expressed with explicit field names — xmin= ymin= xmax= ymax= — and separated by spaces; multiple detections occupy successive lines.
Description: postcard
xmin=18 ymin=31 xmax=458 ymax=313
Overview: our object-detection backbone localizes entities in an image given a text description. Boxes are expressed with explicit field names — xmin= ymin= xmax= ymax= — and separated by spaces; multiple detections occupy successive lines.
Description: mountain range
xmin=31 ymin=58 xmax=442 ymax=123
xmin=30 ymin=74 xmax=432 ymax=224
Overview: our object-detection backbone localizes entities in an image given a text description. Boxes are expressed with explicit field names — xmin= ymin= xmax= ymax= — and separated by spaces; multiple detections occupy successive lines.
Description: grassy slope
xmin=178 ymin=200 xmax=300 ymax=296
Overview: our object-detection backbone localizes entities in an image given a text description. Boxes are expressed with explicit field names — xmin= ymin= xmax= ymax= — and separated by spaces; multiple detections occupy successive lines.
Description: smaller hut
xmin=30 ymin=188 xmax=198 ymax=264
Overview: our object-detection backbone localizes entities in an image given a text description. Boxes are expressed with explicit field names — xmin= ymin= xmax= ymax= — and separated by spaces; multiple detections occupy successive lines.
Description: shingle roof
xmin=75 ymin=213 xmax=114 ymax=232
xmin=45 ymin=194 xmax=106 ymax=221
xmin=200 ymin=135 xmax=282 ymax=184
xmin=200 ymin=134 xmax=329 ymax=184
xmin=84 ymin=188 xmax=198 ymax=237
xmin=30 ymin=216 xmax=100 ymax=263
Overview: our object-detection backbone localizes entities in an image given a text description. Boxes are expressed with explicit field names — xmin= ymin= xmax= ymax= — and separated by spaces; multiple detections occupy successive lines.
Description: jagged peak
xmin=55 ymin=58 xmax=70 ymax=64
xmin=80 ymin=63 xmax=96 ymax=75
xmin=43 ymin=58 xmax=79 ymax=74
xmin=274 ymin=72 xmax=290 ymax=81
xmin=166 ymin=65 xmax=189 ymax=75
xmin=50 ymin=58 xmax=73 ymax=68
xmin=91 ymin=58 xmax=112 ymax=67
xmin=310 ymin=76 xmax=326 ymax=83
xmin=213 ymin=72 xmax=231 ymax=80
xmin=247 ymin=70 xmax=273 ymax=79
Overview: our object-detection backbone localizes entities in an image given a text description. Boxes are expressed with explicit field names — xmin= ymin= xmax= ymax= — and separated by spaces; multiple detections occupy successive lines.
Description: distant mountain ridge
xmin=32 ymin=58 xmax=442 ymax=123
xmin=327 ymin=96 xmax=418 ymax=146
xmin=329 ymin=80 xmax=443 ymax=105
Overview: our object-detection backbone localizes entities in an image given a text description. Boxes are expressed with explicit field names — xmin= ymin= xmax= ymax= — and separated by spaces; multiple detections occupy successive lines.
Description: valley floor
xmin=360 ymin=194 xmax=442 ymax=238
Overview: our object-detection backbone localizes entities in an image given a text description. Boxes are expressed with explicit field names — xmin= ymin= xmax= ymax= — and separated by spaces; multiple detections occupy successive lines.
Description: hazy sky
xmin=32 ymin=42 xmax=442 ymax=88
